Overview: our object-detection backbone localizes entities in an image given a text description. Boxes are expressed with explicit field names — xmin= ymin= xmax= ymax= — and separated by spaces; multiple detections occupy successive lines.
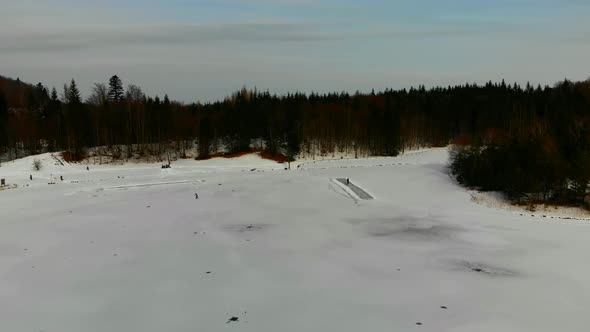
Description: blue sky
xmin=1 ymin=0 xmax=589 ymax=102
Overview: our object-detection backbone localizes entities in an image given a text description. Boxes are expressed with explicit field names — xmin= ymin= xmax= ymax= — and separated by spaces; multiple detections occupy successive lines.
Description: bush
xmin=32 ymin=159 xmax=42 ymax=171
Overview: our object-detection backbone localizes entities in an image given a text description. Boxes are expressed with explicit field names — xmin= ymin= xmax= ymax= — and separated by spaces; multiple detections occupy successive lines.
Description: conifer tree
xmin=108 ymin=75 xmax=124 ymax=102
xmin=68 ymin=79 xmax=81 ymax=105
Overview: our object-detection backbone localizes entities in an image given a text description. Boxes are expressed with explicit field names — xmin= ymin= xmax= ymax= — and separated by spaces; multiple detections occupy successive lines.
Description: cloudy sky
xmin=1 ymin=0 xmax=589 ymax=102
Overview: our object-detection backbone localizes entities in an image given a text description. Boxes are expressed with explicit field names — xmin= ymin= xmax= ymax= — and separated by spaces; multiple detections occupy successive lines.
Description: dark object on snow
xmin=416 ymin=322 xmax=423 ymax=326
xmin=226 ymin=317 xmax=239 ymax=324
xmin=60 ymin=176 xmax=63 ymax=181
xmin=441 ymin=306 xmax=448 ymax=309
xmin=30 ymin=174 xmax=32 ymax=181
xmin=195 ymin=193 xmax=199 ymax=199
xmin=86 ymin=166 xmax=89 ymax=171
xmin=346 ymin=178 xmax=350 ymax=185
xmin=1 ymin=178 xmax=5 ymax=186
xmin=161 ymin=164 xmax=171 ymax=169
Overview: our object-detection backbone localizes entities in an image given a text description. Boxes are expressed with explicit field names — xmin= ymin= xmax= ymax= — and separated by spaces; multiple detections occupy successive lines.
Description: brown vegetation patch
xmin=62 ymin=151 xmax=86 ymax=162
xmin=195 ymin=148 xmax=287 ymax=163
xmin=195 ymin=149 xmax=259 ymax=160
xmin=260 ymin=150 xmax=289 ymax=163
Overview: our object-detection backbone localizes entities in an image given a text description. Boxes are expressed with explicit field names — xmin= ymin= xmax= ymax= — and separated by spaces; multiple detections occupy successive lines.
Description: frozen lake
xmin=1 ymin=149 xmax=589 ymax=331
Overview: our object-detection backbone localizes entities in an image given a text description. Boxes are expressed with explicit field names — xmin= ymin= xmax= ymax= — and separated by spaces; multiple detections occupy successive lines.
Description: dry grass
xmin=260 ymin=151 xmax=290 ymax=163
xmin=195 ymin=148 xmax=289 ymax=163
xmin=195 ymin=150 xmax=254 ymax=161
xmin=62 ymin=151 xmax=86 ymax=162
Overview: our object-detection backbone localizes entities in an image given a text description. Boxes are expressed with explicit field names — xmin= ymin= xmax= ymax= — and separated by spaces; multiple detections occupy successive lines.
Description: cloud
xmin=0 ymin=22 xmax=342 ymax=54
xmin=0 ymin=17 xmax=526 ymax=55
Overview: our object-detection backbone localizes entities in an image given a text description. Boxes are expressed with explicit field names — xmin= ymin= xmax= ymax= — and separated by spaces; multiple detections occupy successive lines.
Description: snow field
xmin=1 ymin=149 xmax=589 ymax=331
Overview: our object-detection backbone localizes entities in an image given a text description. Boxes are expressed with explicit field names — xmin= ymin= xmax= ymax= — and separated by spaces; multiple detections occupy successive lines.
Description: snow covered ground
xmin=1 ymin=149 xmax=590 ymax=331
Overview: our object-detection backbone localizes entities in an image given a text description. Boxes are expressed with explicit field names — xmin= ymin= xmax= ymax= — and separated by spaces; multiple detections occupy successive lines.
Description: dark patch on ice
xmin=206 ymin=271 xmax=212 ymax=274
xmin=224 ymin=224 xmax=268 ymax=233
xmin=458 ymin=261 xmax=517 ymax=277
xmin=416 ymin=322 xmax=422 ymax=326
xmin=369 ymin=224 xmax=461 ymax=240
xmin=440 ymin=306 xmax=447 ymax=309
xmin=226 ymin=316 xmax=239 ymax=324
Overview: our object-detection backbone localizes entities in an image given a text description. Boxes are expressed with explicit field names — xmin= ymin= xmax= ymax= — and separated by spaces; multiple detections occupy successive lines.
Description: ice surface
xmin=1 ymin=149 xmax=589 ymax=331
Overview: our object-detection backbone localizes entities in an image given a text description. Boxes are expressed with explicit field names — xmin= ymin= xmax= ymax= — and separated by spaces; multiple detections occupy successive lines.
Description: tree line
xmin=2 ymin=74 xmax=590 ymax=206
xmin=450 ymin=79 xmax=590 ymax=207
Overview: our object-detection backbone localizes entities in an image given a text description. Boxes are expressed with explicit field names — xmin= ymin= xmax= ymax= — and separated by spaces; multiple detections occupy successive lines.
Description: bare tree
xmin=87 ymin=83 xmax=109 ymax=106
xmin=126 ymin=84 xmax=144 ymax=102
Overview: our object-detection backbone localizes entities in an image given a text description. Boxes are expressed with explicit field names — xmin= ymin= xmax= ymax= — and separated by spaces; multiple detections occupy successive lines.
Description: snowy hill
xmin=1 ymin=149 xmax=589 ymax=331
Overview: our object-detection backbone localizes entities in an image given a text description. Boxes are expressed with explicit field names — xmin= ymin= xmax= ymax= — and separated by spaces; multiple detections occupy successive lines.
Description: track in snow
xmin=103 ymin=180 xmax=204 ymax=190
xmin=335 ymin=178 xmax=373 ymax=200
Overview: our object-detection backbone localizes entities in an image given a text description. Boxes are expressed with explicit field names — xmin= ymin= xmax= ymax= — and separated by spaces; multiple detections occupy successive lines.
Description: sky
xmin=1 ymin=0 xmax=589 ymax=102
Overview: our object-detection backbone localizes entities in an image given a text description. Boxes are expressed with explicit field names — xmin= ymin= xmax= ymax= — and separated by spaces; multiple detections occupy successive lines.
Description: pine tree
xmin=68 ymin=79 xmax=81 ymax=104
xmin=108 ymin=75 xmax=124 ymax=102
xmin=51 ymin=87 xmax=59 ymax=102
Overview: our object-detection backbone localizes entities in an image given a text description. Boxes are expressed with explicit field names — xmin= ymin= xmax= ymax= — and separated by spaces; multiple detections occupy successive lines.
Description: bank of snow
xmin=470 ymin=191 xmax=590 ymax=220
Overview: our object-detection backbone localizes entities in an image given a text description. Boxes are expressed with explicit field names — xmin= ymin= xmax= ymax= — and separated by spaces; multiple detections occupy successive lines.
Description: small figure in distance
xmin=346 ymin=178 xmax=350 ymax=185
xmin=195 ymin=193 xmax=199 ymax=200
